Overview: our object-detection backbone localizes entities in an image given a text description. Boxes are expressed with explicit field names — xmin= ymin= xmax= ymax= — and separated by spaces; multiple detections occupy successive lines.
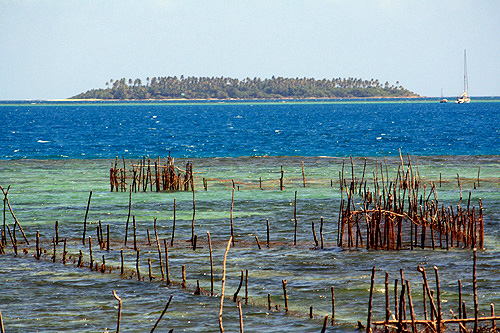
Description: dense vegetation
xmin=71 ymin=76 xmax=418 ymax=100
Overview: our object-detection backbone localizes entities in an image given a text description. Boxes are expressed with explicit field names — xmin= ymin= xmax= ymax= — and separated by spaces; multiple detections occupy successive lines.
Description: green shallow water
xmin=0 ymin=156 xmax=500 ymax=332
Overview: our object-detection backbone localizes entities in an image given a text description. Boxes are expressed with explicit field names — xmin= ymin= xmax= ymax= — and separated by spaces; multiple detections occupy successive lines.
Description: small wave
xmin=37 ymin=140 xmax=50 ymax=143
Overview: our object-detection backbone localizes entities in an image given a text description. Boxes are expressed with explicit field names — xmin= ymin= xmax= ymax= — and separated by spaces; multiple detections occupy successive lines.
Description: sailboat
xmin=456 ymin=50 xmax=470 ymax=103
xmin=440 ymin=88 xmax=448 ymax=103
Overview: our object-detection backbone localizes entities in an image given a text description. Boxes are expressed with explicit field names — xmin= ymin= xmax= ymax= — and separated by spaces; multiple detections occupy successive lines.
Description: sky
xmin=1 ymin=0 xmax=499 ymax=100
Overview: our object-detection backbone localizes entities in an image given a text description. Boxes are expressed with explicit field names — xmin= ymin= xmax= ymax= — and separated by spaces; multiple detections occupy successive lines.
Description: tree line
xmin=71 ymin=76 xmax=418 ymax=100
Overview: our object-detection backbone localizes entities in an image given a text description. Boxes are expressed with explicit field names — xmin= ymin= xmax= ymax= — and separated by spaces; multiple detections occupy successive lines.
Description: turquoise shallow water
xmin=1 ymin=155 xmax=500 ymax=332
xmin=1 ymin=101 xmax=500 ymax=332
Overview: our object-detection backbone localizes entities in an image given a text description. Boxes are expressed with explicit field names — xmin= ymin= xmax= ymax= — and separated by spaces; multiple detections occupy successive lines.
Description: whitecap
xmin=37 ymin=140 xmax=50 ymax=143
xmin=376 ymin=137 xmax=382 ymax=140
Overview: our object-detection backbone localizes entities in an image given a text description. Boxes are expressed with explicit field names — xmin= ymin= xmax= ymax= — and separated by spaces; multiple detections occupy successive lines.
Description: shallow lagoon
xmin=1 ymin=100 xmax=500 ymax=331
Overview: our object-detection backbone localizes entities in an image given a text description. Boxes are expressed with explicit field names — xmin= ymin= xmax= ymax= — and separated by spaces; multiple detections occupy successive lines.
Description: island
xmin=71 ymin=76 xmax=418 ymax=100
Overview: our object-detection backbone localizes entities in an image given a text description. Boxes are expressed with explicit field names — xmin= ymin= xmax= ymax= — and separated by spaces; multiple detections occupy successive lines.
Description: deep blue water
xmin=1 ymin=100 xmax=499 ymax=159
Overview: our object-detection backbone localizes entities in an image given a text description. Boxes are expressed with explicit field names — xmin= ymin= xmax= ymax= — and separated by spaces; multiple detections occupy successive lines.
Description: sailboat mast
xmin=464 ymin=50 xmax=468 ymax=95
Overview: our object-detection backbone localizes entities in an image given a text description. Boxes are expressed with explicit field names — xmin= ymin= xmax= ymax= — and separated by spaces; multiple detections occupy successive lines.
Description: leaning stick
xmin=321 ymin=315 xmax=329 ymax=333
xmin=113 ymin=290 xmax=122 ymax=333
xmin=0 ymin=186 xmax=29 ymax=245
xmin=0 ymin=309 xmax=4 ymax=333
xmin=82 ymin=190 xmax=92 ymax=245
xmin=163 ymin=239 xmax=171 ymax=284
xmin=151 ymin=294 xmax=173 ymax=333
xmin=219 ymin=236 xmax=232 ymax=333
xmin=170 ymin=199 xmax=176 ymax=246
xmin=238 ymin=300 xmax=244 ymax=333
xmin=233 ymin=270 xmax=244 ymax=301
xmin=156 ymin=234 xmax=165 ymax=281
xmin=254 ymin=235 xmax=261 ymax=249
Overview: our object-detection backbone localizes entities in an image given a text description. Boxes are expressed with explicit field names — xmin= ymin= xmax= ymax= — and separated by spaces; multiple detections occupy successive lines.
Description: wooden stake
xmin=133 ymin=215 xmax=137 ymax=251
xmin=182 ymin=265 xmax=186 ymax=288
xmin=293 ymin=191 xmax=298 ymax=245
xmin=207 ymin=231 xmax=214 ymax=296
xmin=312 ymin=221 xmax=319 ymax=247
xmin=302 ymin=161 xmax=306 ymax=187
xmin=330 ymin=286 xmax=335 ymax=326
xmin=219 ymin=236 xmax=233 ymax=333
xmin=82 ymin=190 xmax=92 ymax=246
xmin=238 ymin=300 xmax=244 ymax=333
xmin=321 ymin=315 xmax=328 ymax=333
xmin=155 ymin=235 xmax=164 ymax=281
xmin=62 ymin=238 xmax=67 ymax=264
xmin=148 ymin=258 xmax=153 ymax=281
xmin=233 ymin=270 xmax=244 ymax=302
xmin=320 ymin=216 xmax=324 ymax=249
xmin=266 ymin=219 xmax=270 ymax=247
xmin=191 ymin=187 xmax=196 ymax=246
xmin=164 ymin=239 xmax=171 ymax=285
xmin=113 ymin=290 xmax=122 ymax=333
xmin=120 ymin=249 xmax=124 ymax=275
xmin=150 ymin=294 xmax=173 ymax=333
xmin=367 ymin=266 xmax=376 ymax=333
xmin=1 ymin=185 xmax=29 ymax=245
xmin=245 ymin=269 xmax=248 ymax=305
xmin=230 ymin=187 xmax=235 ymax=245
xmin=125 ymin=188 xmax=131 ymax=246
xmin=88 ymin=236 xmax=93 ymax=269
xmin=491 ymin=303 xmax=496 ymax=332
xmin=136 ymin=250 xmax=140 ymax=281
xmin=282 ymin=279 xmax=289 ymax=313
xmin=254 ymin=235 xmax=261 ymax=249
xmin=55 ymin=220 xmax=59 ymax=244
xmin=473 ymin=248 xmax=478 ymax=333
xmin=434 ymin=266 xmax=442 ymax=333
xmin=406 ymin=280 xmax=417 ymax=333
xmin=171 ymin=199 xmax=176 ymax=246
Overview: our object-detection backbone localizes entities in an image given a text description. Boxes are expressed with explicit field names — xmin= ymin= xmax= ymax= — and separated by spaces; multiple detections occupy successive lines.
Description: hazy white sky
xmin=1 ymin=0 xmax=499 ymax=99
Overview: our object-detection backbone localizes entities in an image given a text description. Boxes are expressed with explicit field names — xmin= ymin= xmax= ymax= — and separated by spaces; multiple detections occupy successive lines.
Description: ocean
xmin=0 ymin=99 xmax=499 ymax=332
